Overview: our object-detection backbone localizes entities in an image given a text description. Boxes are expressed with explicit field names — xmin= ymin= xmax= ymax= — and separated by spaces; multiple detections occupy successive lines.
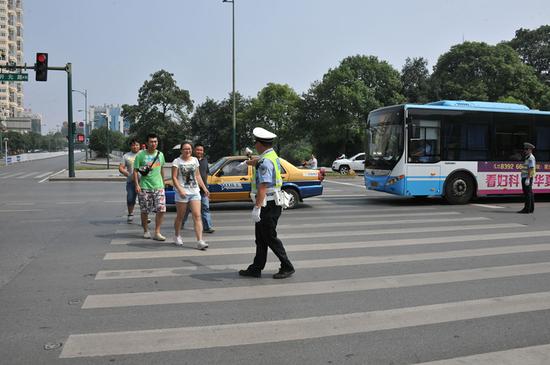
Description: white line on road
xmin=61 ymin=291 xmax=550 ymax=358
xmin=39 ymin=169 xmax=65 ymax=183
xmin=0 ymin=209 xmax=43 ymax=213
xmin=34 ymin=171 xmax=53 ymax=179
xmin=99 ymin=230 xmax=550 ymax=270
xmin=87 ymin=262 xmax=550 ymax=308
xmin=16 ymin=172 xmax=39 ymax=179
xmin=470 ymin=203 xmax=505 ymax=209
xmin=416 ymin=343 xmax=550 ymax=364
xmin=100 ymin=242 xmax=550 ymax=275
xmin=323 ymin=180 xmax=365 ymax=188
xmin=1 ymin=172 xmax=27 ymax=178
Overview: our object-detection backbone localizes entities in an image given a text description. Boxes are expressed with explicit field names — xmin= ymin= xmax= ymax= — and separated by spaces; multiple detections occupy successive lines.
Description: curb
xmin=49 ymin=177 xmax=125 ymax=182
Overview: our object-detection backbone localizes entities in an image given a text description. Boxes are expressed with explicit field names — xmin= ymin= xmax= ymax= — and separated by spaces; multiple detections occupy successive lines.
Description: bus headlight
xmin=386 ymin=175 xmax=405 ymax=186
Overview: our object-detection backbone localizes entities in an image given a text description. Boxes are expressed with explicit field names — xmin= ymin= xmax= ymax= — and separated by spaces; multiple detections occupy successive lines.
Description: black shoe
xmin=239 ymin=269 xmax=261 ymax=278
xmin=517 ymin=210 xmax=528 ymax=214
xmin=203 ymin=228 xmax=215 ymax=233
xmin=273 ymin=269 xmax=295 ymax=279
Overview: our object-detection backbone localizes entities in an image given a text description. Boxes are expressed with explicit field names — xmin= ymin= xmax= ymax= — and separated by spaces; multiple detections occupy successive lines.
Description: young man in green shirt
xmin=133 ymin=133 xmax=167 ymax=240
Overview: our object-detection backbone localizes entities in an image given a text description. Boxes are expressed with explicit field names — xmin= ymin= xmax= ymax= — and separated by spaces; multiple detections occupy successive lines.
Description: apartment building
xmin=0 ymin=0 xmax=23 ymax=119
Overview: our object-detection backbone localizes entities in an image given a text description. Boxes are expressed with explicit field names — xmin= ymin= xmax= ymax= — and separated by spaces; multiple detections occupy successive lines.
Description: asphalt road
xmin=1 ymin=164 xmax=550 ymax=364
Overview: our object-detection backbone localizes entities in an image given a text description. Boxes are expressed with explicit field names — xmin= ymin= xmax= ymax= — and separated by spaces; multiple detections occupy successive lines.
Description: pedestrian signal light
xmin=35 ymin=53 xmax=48 ymax=81
xmin=76 ymin=134 xmax=85 ymax=143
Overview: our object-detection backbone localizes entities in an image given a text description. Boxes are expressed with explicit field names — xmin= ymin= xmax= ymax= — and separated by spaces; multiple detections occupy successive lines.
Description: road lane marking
xmin=34 ymin=171 xmax=53 ymax=179
xmin=101 ymin=229 xmax=550 ymax=266
xmin=0 ymin=209 xmax=43 ymax=213
xmin=60 ymin=291 xmax=550 ymax=358
xmin=16 ymin=172 xmax=39 ymax=179
xmin=323 ymin=180 xmax=366 ymax=188
xmin=39 ymin=169 xmax=65 ymax=183
xmin=416 ymin=343 xmax=550 ymax=364
xmin=107 ymin=223 xmax=524 ymax=250
xmin=470 ymin=203 xmax=505 ymax=209
xmin=87 ymin=262 xmax=550 ymax=308
xmin=100 ymin=242 xmax=550 ymax=276
xmin=202 ymin=206 xmax=439 ymax=216
xmin=1 ymin=172 xmax=27 ymax=178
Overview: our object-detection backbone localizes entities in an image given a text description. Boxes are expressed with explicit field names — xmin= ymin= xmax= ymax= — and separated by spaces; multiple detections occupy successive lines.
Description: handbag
xmin=138 ymin=151 xmax=160 ymax=176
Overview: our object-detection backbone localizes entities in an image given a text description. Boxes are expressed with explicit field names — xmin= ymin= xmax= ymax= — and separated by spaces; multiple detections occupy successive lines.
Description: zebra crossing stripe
xmin=34 ymin=171 xmax=53 ymax=178
xmin=86 ymin=262 xmax=550 ymax=308
xmin=416 ymin=343 xmax=550 ymax=364
xmin=107 ymin=223 xmax=524 ymax=247
xmin=60 ymin=291 xmax=550 ymax=358
xmin=103 ymin=230 xmax=550 ymax=262
xmin=208 ymin=206 xmax=437 ymax=216
xmin=16 ymin=172 xmax=39 ymax=179
xmin=98 ymin=243 xmax=550 ymax=279
xmin=1 ymin=172 xmax=27 ymax=178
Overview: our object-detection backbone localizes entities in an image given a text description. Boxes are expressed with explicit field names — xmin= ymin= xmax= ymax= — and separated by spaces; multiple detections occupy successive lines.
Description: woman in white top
xmin=172 ymin=141 xmax=210 ymax=250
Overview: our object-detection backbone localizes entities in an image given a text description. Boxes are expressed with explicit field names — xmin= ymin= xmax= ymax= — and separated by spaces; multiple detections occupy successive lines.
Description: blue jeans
xmin=183 ymin=193 xmax=213 ymax=230
xmin=126 ymin=181 xmax=137 ymax=206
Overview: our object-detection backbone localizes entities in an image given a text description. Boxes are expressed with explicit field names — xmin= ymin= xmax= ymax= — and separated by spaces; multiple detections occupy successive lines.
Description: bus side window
xmin=408 ymin=120 xmax=440 ymax=163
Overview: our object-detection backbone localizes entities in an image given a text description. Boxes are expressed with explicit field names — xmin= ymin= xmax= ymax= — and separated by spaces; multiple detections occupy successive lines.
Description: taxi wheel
xmin=283 ymin=188 xmax=299 ymax=209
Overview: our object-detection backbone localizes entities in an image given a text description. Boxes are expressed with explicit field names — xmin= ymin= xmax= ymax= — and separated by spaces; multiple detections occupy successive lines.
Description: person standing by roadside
xmin=239 ymin=127 xmax=295 ymax=279
xmin=133 ymin=133 xmax=167 ymax=240
xmin=182 ymin=143 xmax=215 ymax=233
xmin=172 ymin=141 xmax=209 ymax=250
xmin=119 ymin=139 xmax=141 ymax=223
xmin=518 ymin=142 xmax=536 ymax=214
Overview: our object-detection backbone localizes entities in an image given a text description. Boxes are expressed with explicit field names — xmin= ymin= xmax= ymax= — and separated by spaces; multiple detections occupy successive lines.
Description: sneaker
xmin=153 ymin=233 xmax=166 ymax=241
xmin=143 ymin=231 xmax=151 ymax=239
xmin=196 ymin=240 xmax=208 ymax=250
xmin=273 ymin=268 xmax=295 ymax=279
xmin=238 ymin=269 xmax=261 ymax=278
xmin=203 ymin=227 xmax=215 ymax=233
xmin=174 ymin=236 xmax=184 ymax=246
xmin=127 ymin=214 xmax=134 ymax=223
xmin=147 ymin=218 xmax=151 ymax=224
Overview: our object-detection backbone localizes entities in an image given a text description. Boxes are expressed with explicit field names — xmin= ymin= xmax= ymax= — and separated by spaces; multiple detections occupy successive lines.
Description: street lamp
xmin=223 ymin=0 xmax=237 ymax=155
xmin=3 ymin=137 xmax=8 ymax=165
xmin=72 ymin=89 xmax=88 ymax=161
xmin=100 ymin=112 xmax=110 ymax=169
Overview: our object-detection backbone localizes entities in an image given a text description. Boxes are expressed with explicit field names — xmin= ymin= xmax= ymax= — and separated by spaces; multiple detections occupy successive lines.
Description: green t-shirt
xmin=134 ymin=150 xmax=165 ymax=190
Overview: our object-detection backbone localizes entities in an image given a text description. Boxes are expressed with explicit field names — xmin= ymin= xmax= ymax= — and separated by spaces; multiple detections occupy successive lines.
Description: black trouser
xmin=521 ymin=177 xmax=534 ymax=213
xmin=249 ymin=201 xmax=294 ymax=272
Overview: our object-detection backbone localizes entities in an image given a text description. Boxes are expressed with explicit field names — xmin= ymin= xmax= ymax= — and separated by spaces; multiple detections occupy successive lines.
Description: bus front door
xmin=406 ymin=164 xmax=442 ymax=197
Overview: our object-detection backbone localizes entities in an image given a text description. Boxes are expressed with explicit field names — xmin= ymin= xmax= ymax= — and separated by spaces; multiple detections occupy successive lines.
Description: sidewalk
xmin=50 ymin=157 xmax=125 ymax=182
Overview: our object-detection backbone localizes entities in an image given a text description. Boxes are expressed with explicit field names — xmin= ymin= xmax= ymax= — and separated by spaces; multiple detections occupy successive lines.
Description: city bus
xmin=364 ymin=100 xmax=550 ymax=204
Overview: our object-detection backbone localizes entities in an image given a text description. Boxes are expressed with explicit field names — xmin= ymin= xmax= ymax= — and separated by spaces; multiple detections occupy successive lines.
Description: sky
xmin=22 ymin=0 xmax=550 ymax=134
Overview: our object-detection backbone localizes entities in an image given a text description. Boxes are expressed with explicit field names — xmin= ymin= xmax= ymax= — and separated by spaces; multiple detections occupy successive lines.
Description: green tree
xmin=190 ymin=93 xmax=252 ymax=161
xmin=401 ymin=57 xmax=431 ymax=103
xmin=245 ymin=83 xmax=302 ymax=153
xmin=302 ymin=55 xmax=404 ymax=164
xmin=430 ymin=42 xmax=547 ymax=108
xmin=124 ymin=70 xmax=193 ymax=153
xmin=89 ymin=127 xmax=125 ymax=157
xmin=508 ymin=25 xmax=550 ymax=84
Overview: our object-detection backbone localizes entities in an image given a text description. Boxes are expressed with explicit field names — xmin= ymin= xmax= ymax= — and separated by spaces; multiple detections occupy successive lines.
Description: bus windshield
xmin=366 ymin=107 xmax=404 ymax=170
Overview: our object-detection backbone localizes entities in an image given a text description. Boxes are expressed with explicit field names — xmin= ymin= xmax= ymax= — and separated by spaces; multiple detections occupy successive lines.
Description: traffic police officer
xmin=239 ymin=127 xmax=295 ymax=279
xmin=518 ymin=142 xmax=536 ymax=214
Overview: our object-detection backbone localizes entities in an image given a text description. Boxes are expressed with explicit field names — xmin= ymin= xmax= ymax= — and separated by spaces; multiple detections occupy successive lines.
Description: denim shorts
xmin=175 ymin=192 xmax=201 ymax=203
xmin=126 ymin=181 xmax=137 ymax=206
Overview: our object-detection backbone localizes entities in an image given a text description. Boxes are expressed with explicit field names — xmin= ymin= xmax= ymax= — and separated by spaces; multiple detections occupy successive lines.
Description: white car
xmin=331 ymin=152 xmax=365 ymax=174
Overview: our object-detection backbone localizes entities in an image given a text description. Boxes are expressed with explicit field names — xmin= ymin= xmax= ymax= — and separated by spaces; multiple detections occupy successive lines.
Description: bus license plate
xmin=371 ymin=181 xmax=379 ymax=187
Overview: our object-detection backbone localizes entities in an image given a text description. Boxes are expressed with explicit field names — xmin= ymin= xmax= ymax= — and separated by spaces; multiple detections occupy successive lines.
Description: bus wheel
xmin=445 ymin=173 xmax=474 ymax=205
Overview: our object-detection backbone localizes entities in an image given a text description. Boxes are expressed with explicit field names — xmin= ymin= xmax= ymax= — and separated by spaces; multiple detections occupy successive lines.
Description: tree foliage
xmin=430 ymin=42 xmax=547 ymax=108
xmin=302 ymin=55 xmax=405 ymax=163
xmin=401 ymin=57 xmax=431 ymax=103
xmin=123 ymin=70 xmax=193 ymax=153
xmin=508 ymin=25 xmax=550 ymax=84
xmin=190 ymin=93 xmax=252 ymax=161
xmin=89 ymin=126 xmax=125 ymax=157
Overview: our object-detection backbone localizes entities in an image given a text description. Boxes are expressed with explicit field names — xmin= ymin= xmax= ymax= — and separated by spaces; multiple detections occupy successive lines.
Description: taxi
xmin=165 ymin=155 xmax=324 ymax=209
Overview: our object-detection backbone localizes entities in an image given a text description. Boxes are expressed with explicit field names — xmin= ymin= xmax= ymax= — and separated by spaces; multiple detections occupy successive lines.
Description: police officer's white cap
xmin=523 ymin=142 xmax=535 ymax=149
xmin=253 ymin=127 xmax=277 ymax=143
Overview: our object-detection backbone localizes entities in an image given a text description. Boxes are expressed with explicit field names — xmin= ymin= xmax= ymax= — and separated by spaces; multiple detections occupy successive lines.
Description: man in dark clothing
xmin=183 ymin=143 xmax=215 ymax=232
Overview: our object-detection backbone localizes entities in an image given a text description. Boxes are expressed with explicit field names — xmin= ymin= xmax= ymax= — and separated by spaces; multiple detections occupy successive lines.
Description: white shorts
xmin=175 ymin=192 xmax=201 ymax=203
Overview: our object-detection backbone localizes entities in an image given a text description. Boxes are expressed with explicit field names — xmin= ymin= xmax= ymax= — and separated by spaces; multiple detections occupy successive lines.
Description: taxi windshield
xmin=209 ymin=157 xmax=229 ymax=173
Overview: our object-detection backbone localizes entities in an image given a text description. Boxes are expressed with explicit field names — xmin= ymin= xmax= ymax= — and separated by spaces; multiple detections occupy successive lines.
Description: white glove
xmin=251 ymin=206 xmax=261 ymax=223
xmin=525 ymin=178 xmax=531 ymax=186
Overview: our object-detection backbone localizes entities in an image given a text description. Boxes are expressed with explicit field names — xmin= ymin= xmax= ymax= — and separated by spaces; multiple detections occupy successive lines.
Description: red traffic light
xmin=37 ymin=53 xmax=47 ymax=63
xmin=76 ymin=133 xmax=85 ymax=143
xmin=35 ymin=52 xmax=48 ymax=81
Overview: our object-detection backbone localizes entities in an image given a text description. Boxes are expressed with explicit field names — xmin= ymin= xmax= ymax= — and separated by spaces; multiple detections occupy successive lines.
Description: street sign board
xmin=0 ymin=73 xmax=29 ymax=81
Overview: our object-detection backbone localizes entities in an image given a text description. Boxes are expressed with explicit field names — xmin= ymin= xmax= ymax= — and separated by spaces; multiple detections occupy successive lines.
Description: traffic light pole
xmin=0 ymin=62 xmax=76 ymax=177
